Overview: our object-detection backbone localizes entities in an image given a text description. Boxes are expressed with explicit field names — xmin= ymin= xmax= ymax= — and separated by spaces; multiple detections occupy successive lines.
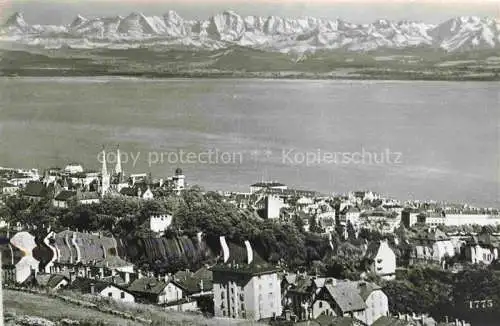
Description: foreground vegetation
xmin=382 ymin=265 xmax=500 ymax=325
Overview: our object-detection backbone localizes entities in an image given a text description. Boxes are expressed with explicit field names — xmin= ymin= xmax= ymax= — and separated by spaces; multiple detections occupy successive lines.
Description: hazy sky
xmin=1 ymin=0 xmax=499 ymax=25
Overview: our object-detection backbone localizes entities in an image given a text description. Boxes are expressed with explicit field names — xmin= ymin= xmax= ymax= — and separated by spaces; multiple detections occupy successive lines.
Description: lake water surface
xmin=0 ymin=77 xmax=498 ymax=206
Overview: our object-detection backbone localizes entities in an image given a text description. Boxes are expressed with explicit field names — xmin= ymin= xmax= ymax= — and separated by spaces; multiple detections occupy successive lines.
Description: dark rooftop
xmin=211 ymin=262 xmax=280 ymax=277
xmin=127 ymin=277 xmax=167 ymax=295
xmin=54 ymin=190 xmax=76 ymax=201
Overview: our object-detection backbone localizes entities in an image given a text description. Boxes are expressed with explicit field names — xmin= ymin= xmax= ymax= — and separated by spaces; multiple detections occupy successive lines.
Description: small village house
xmin=127 ymin=276 xmax=185 ymax=305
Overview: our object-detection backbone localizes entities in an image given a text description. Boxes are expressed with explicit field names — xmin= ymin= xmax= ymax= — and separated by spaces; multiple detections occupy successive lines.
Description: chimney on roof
xmin=455 ymin=319 xmax=459 ymax=326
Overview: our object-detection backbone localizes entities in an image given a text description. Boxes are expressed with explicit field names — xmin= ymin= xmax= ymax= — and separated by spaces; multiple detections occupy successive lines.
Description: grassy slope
xmin=4 ymin=289 xmax=142 ymax=326
xmin=4 ymin=289 xmax=263 ymax=326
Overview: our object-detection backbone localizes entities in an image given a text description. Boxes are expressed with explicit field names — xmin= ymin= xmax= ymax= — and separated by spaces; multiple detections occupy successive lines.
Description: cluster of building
xmin=2 ymin=225 xmax=475 ymax=325
xmin=1 ymin=228 xmax=212 ymax=311
xmin=222 ymin=182 xmax=500 ymax=273
xmin=0 ymin=147 xmax=186 ymax=209
xmin=1 ymin=159 xmax=498 ymax=325
xmin=1 ymin=222 xmax=402 ymax=325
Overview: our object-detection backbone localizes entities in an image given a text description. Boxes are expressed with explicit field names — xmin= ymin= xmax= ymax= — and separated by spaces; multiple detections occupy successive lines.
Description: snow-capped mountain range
xmin=1 ymin=11 xmax=499 ymax=53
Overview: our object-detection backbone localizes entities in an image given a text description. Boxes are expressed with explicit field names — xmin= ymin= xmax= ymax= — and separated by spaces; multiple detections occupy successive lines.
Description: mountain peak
xmin=70 ymin=14 xmax=87 ymax=29
xmin=0 ymin=12 xmax=499 ymax=53
xmin=164 ymin=10 xmax=182 ymax=22
xmin=4 ymin=11 xmax=27 ymax=28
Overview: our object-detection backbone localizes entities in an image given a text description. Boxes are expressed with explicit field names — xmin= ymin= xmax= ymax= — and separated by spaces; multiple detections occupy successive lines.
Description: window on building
xmin=223 ymin=311 xmax=226 ymax=317
xmin=108 ymin=292 xmax=112 ymax=297
xmin=120 ymin=292 xmax=125 ymax=299
xmin=241 ymin=304 xmax=245 ymax=311
xmin=319 ymin=302 xmax=323 ymax=308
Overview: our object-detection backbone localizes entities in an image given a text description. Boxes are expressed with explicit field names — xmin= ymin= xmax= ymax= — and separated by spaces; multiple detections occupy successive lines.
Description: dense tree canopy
xmin=383 ymin=266 xmax=500 ymax=324
xmin=1 ymin=186 xmax=334 ymax=269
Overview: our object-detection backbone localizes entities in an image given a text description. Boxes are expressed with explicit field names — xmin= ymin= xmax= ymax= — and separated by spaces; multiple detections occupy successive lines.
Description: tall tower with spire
xmin=101 ymin=148 xmax=110 ymax=198
xmin=115 ymin=146 xmax=122 ymax=176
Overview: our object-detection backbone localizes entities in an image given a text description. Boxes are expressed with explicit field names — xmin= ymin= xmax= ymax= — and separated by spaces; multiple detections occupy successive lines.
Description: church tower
xmin=115 ymin=146 xmax=123 ymax=181
xmin=173 ymin=167 xmax=185 ymax=194
xmin=101 ymin=148 xmax=110 ymax=198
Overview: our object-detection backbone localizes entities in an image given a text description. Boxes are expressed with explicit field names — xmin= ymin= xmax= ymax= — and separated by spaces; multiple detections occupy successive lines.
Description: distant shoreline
xmin=2 ymin=69 xmax=500 ymax=82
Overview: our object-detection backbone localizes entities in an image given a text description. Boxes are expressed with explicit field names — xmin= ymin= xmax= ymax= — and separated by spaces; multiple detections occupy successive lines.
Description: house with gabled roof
xmin=34 ymin=273 xmax=69 ymax=290
xmin=119 ymin=183 xmax=154 ymax=200
xmin=71 ymin=277 xmax=135 ymax=303
xmin=53 ymin=190 xmax=77 ymax=208
xmin=76 ymin=190 xmax=100 ymax=205
xmin=22 ymin=181 xmax=50 ymax=202
xmin=174 ymin=266 xmax=213 ymax=298
xmin=127 ymin=276 xmax=186 ymax=305
xmin=409 ymin=228 xmax=455 ymax=264
xmin=91 ymin=255 xmax=135 ymax=283
xmin=464 ymin=227 xmax=499 ymax=265
xmin=312 ymin=279 xmax=389 ymax=326
xmin=285 ymin=274 xmax=338 ymax=321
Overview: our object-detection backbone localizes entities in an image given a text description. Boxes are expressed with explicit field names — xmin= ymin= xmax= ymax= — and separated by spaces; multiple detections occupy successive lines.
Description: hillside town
xmin=1 ymin=147 xmax=500 ymax=326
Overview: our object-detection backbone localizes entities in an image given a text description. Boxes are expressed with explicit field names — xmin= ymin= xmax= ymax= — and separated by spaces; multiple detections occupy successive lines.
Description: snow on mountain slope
xmin=163 ymin=10 xmax=188 ymax=37
xmin=116 ymin=12 xmax=162 ymax=37
xmin=69 ymin=15 xmax=122 ymax=39
xmin=429 ymin=16 xmax=500 ymax=51
xmin=2 ymin=12 xmax=30 ymax=34
xmin=1 ymin=11 xmax=498 ymax=54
